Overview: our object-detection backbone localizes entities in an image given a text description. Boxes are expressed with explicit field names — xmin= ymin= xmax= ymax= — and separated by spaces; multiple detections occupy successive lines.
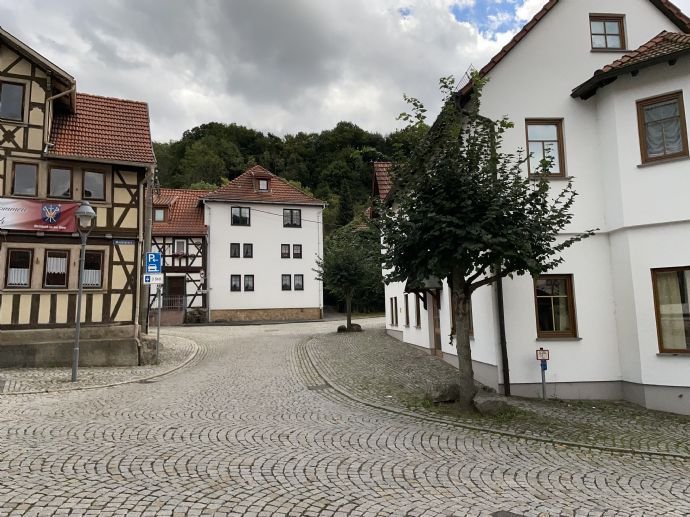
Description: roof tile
xmin=152 ymin=188 xmax=209 ymax=236
xmin=372 ymin=162 xmax=393 ymax=201
xmin=49 ymin=93 xmax=156 ymax=165
xmin=203 ymin=165 xmax=324 ymax=206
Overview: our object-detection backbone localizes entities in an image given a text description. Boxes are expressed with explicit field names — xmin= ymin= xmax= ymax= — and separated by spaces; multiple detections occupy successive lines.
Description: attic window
xmin=589 ymin=15 xmax=625 ymax=50
xmin=258 ymin=179 xmax=269 ymax=191
xmin=154 ymin=208 xmax=166 ymax=222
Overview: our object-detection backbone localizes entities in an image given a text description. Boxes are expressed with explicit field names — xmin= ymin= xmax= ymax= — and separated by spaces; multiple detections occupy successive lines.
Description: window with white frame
xmin=174 ymin=239 xmax=186 ymax=256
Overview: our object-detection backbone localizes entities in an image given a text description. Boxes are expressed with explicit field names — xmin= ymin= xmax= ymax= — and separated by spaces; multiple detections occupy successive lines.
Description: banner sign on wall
xmin=0 ymin=198 xmax=79 ymax=233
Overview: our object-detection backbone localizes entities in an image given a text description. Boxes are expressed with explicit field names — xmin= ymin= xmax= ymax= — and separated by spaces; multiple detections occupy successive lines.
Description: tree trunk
xmin=452 ymin=268 xmax=477 ymax=411
xmin=346 ymin=295 xmax=352 ymax=329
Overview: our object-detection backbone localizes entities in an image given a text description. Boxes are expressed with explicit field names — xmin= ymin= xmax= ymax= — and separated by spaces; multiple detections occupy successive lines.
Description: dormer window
xmin=258 ymin=179 xmax=269 ymax=191
xmin=154 ymin=208 xmax=166 ymax=222
xmin=589 ymin=15 xmax=625 ymax=50
xmin=0 ymin=81 xmax=24 ymax=121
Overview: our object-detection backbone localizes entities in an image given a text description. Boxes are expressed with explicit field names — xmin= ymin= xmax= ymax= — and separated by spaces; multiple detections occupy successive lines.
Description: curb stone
xmin=0 ymin=336 xmax=200 ymax=396
xmin=304 ymin=337 xmax=689 ymax=461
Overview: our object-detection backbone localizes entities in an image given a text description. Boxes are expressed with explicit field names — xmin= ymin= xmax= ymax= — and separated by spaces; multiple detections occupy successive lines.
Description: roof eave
xmin=572 ymin=49 xmax=690 ymax=99
xmin=46 ymin=153 xmax=156 ymax=169
xmin=202 ymin=198 xmax=325 ymax=208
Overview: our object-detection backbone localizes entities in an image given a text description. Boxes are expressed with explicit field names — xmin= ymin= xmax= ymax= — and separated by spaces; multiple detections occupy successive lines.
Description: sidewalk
xmin=306 ymin=324 xmax=690 ymax=457
xmin=0 ymin=334 xmax=197 ymax=394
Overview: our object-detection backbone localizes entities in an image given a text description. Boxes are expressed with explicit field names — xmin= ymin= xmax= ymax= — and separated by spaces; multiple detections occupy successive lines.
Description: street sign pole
xmin=156 ymin=284 xmax=162 ymax=365
xmin=536 ymin=347 xmax=549 ymax=400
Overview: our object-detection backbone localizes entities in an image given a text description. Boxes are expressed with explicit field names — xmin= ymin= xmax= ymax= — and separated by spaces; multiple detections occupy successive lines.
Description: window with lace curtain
xmin=652 ymin=267 xmax=690 ymax=353
xmin=637 ymin=92 xmax=688 ymax=164
xmin=534 ymin=275 xmax=577 ymax=338
xmin=43 ymin=250 xmax=69 ymax=288
xmin=6 ymin=249 xmax=31 ymax=288
xmin=82 ymin=251 xmax=103 ymax=288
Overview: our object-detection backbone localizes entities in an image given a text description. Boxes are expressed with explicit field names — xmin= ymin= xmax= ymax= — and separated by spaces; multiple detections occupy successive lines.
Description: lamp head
xmin=75 ymin=201 xmax=96 ymax=234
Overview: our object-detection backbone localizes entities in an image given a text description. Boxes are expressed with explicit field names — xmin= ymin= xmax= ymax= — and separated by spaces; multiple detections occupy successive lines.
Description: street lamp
xmin=72 ymin=200 xmax=96 ymax=382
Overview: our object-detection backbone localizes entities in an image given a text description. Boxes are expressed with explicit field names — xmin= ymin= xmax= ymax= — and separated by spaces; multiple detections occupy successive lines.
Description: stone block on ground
xmin=474 ymin=394 xmax=510 ymax=416
xmin=429 ymin=382 xmax=461 ymax=403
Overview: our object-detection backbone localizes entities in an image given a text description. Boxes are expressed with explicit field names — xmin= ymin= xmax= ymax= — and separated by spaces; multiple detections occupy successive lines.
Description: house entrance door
xmin=165 ymin=276 xmax=186 ymax=310
xmin=431 ymin=295 xmax=442 ymax=356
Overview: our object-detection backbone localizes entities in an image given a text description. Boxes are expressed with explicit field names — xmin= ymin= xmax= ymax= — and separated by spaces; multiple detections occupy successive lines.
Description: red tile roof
xmin=572 ymin=31 xmax=690 ymax=98
xmin=372 ymin=162 xmax=393 ymax=201
xmin=203 ymin=165 xmax=325 ymax=206
xmin=152 ymin=188 xmax=209 ymax=236
xmin=458 ymin=0 xmax=690 ymax=101
xmin=49 ymin=93 xmax=156 ymax=166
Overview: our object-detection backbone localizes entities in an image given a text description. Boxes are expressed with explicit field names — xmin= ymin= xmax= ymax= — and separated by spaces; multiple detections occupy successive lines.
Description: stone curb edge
xmin=303 ymin=338 xmax=689 ymax=461
xmin=0 ymin=337 xmax=200 ymax=396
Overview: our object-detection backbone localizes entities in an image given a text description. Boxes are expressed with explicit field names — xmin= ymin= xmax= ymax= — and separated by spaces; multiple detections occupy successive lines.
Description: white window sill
xmin=535 ymin=337 xmax=582 ymax=342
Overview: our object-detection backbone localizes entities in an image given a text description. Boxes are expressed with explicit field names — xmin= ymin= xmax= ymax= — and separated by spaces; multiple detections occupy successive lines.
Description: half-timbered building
xmin=150 ymin=188 xmax=209 ymax=325
xmin=0 ymin=27 xmax=155 ymax=367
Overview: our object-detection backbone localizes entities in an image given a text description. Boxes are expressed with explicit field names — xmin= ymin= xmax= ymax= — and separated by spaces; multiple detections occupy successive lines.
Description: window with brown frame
xmin=48 ymin=167 xmax=72 ymax=199
xmin=404 ymin=294 xmax=410 ymax=326
xmin=6 ymin=249 xmax=32 ymax=288
xmin=0 ymin=81 xmax=25 ymax=121
xmin=637 ymin=92 xmax=689 ymax=164
xmin=281 ymin=244 xmax=290 ymax=259
xmin=534 ymin=275 xmax=577 ymax=338
xmin=526 ymin=119 xmax=566 ymax=177
xmin=589 ymin=15 xmax=626 ymax=50
xmin=394 ymin=297 xmax=399 ymax=326
xmin=153 ymin=208 xmax=166 ymax=222
xmin=652 ymin=266 xmax=690 ymax=353
xmin=13 ymin=163 xmax=38 ymax=197
xmin=83 ymin=170 xmax=105 ymax=201
xmin=415 ymin=295 xmax=421 ymax=327
xmin=43 ymin=250 xmax=69 ymax=288
xmin=293 ymin=244 xmax=302 ymax=259
xmin=82 ymin=251 xmax=103 ymax=288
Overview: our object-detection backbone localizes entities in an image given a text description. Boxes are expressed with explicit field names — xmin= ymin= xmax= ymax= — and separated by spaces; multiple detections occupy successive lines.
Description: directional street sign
xmin=146 ymin=252 xmax=162 ymax=273
xmin=143 ymin=273 xmax=164 ymax=285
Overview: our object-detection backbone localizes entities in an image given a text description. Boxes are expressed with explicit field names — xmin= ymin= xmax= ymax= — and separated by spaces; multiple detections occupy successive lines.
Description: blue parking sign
xmin=146 ymin=252 xmax=162 ymax=273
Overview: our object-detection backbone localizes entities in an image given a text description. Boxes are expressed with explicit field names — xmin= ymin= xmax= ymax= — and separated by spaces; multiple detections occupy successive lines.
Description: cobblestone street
xmin=0 ymin=319 xmax=688 ymax=516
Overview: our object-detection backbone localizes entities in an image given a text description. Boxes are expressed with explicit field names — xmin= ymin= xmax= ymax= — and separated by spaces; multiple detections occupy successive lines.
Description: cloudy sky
xmin=3 ymin=0 xmax=690 ymax=142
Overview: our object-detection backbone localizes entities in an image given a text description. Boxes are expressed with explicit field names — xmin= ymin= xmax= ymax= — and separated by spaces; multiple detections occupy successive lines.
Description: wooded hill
xmin=153 ymin=121 xmax=426 ymax=232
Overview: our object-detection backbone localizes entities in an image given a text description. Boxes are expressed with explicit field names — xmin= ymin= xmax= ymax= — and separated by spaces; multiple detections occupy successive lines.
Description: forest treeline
xmin=153 ymin=121 xmax=427 ymax=231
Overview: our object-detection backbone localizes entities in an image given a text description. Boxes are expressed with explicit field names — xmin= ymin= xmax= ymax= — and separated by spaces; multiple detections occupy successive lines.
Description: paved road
xmin=0 ymin=321 xmax=688 ymax=516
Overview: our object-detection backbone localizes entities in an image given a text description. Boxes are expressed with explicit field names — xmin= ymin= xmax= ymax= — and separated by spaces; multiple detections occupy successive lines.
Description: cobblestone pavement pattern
xmin=0 ymin=319 xmax=688 ymax=516
xmin=0 ymin=335 xmax=196 ymax=393
xmin=307 ymin=326 xmax=690 ymax=457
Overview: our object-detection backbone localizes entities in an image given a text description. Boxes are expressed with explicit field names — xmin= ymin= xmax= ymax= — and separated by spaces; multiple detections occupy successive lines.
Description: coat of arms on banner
xmin=41 ymin=204 xmax=62 ymax=225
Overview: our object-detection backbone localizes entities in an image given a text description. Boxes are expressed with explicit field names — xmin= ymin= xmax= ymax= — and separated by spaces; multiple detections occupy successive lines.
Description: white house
xmin=203 ymin=165 xmax=325 ymax=321
xmin=382 ymin=0 xmax=690 ymax=415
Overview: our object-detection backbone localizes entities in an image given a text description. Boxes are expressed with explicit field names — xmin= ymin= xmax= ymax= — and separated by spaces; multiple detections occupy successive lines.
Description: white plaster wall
xmin=497 ymin=235 xmax=621 ymax=385
xmin=206 ymin=202 xmax=323 ymax=310
xmin=623 ymin=223 xmax=690 ymax=387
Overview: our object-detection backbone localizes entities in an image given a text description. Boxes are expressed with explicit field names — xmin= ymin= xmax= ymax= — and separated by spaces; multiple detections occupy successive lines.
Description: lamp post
xmin=72 ymin=201 xmax=96 ymax=382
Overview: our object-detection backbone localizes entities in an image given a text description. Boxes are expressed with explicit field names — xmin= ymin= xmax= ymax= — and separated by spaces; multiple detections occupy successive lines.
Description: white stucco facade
xmin=205 ymin=201 xmax=324 ymax=320
xmin=383 ymin=0 xmax=690 ymax=414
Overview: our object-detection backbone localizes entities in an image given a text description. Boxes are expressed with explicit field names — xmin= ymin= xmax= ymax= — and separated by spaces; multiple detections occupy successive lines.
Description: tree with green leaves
xmin=316 ymin=223 xmax=383 ymax=330
xmin=378 ymin=75 xmax=594 ymax=411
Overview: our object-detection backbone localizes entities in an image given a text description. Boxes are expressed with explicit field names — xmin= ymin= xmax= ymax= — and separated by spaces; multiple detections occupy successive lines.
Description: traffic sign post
xmin=156 ymin=284 xmax=162 ymax=364
xmin=143 ymin=273 xmax=164 ymax=285
xmin=536 ymin=348 xmax=549 ymax=399
xmin=146 ymin=252 xmax=162 ymax=273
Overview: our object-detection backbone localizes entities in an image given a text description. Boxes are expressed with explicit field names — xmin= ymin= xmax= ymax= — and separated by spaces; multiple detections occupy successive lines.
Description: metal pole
xmin=156 ymin=284 xmax=161 ymax=364
xmin=72 ymin=233 xmax=87 ymax=382
xmin=540 ymin=361 xmax=546 ymax=400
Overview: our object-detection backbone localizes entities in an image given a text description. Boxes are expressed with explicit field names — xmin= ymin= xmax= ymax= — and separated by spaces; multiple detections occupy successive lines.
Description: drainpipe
xmin=43 ymin=82 xmax=77 ymax=152
xmin=496 ymin=277 xmax=510 ymax=395
xmin=139 ymin=166 xmax=154 ymax=334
